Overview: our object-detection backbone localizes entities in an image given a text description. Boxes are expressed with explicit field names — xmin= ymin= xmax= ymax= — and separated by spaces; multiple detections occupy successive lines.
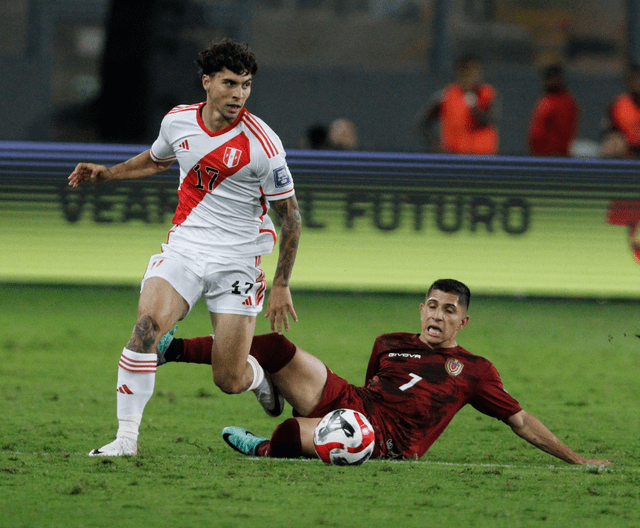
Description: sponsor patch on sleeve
xmin=273 ymin=166 xmax=292 ymax=188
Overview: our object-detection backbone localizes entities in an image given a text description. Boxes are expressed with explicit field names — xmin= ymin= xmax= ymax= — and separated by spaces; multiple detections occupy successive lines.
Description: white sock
xmin=115 ymin=348 xmax=157 ymax=442
xmin=246 ymin=355 xmax=265 ymax=392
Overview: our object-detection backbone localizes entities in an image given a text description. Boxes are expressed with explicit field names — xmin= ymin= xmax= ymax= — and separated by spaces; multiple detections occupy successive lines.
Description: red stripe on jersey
xmin=242 ymin=113 xmax=278 ymax=158
xmin=196 ymin=105 xmax=244 ymax=137
xmin=167 ymin=103 xmax=204 ymax=115
xmin=258 ymin=187 xmax=268 ymax=216
xmin=150 ymin=149 xmax=176 ymax=162
xmin=255 ymin=256 xmax=267 ymax=305
xmin=166 ymin=226 xmax=176 ymax=244
xmin=257 ymin=188 xmax=276 ymax=244
xmin=244 ymin=112 xmax=278 ymax=157
xmin=264 ymin=189 xmax=293 ymax=199
xmin=242 ymin=117 xmax=273 ymax=158
xmin=172 ymin=133 xmax=251 ymax=225
xmin=244 ymin=112 xmax=278 ymax=154
xmin=259 ymin=227 xmax=277 ymax=246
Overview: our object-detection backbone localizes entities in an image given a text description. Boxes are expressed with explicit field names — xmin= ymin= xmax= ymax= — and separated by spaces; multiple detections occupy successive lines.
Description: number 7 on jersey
xmin=399 ymin=373 xmax=423 ymax=391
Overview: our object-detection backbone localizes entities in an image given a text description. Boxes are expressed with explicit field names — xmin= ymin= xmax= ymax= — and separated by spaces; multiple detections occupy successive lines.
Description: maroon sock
xmin=256 ymin=440 xmax=270 ymax=457
xmin=249 ymin=333 xmax=297 ymax=374
xmin=262 ymin=418 xmax=302 ymax=458
xmin=182 ymin=336 xmax=214 ymax=364
xmin=179 ymin=333 xmax=296 ymax=372
xmin=174 ymin=333 xmax=296 ymax=374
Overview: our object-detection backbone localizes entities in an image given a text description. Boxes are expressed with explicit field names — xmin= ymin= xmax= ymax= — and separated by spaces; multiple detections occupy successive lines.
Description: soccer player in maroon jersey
xmin=527 ymin=64 xmax=580 ymax=156
xmin=158 ymin=279 xmax=611 ymax=465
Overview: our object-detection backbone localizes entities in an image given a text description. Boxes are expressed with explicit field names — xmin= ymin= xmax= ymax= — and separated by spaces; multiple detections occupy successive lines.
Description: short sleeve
xmin=468 ymin=361 xmax=522 ymax=421
xmin=258 ymin=148 xmax=295 ymax=202
xmin=150 ymin=115 xmax=177 ymax=163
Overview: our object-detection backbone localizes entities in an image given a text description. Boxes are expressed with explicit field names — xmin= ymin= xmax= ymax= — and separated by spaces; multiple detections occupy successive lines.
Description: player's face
xmin=202 ymin=67 xmax=252 ymax=124
xmin=418 ymin=290 xmax=469 ymax=349
xmin=458 ymin=63 xmax=481 ymax=92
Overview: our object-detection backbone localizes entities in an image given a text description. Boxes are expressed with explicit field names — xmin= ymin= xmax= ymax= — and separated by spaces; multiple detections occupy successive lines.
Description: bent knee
xmin=213 ymin=370 xmax=248 ymax=394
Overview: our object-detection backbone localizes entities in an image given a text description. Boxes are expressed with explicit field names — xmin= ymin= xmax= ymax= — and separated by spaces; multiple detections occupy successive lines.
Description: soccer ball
xmin=313 ymin=408 xmax=375 ymax=466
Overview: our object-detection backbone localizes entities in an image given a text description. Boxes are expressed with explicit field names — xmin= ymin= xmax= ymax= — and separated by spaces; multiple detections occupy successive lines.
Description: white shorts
xmin=141 ymin=246 xmax=267 ymax=317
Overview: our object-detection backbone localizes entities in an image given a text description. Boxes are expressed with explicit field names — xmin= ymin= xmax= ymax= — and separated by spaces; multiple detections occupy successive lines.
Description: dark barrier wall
xmin=1 ymin=141 xmax=639 ymax=297
xmin=247 ymin=65 xmax=624 ymax=155
xmin=0 ymin=61 xmax=625 ymax=156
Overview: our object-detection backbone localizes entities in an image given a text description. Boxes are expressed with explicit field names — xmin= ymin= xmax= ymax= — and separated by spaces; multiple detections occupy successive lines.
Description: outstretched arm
xmin=68 ymin=150 xmax=173 ymax=187
xmin=265 ymin=194 xmax=301 ymax=333
xmin=507 ymin=410 xmax=611 ymax=465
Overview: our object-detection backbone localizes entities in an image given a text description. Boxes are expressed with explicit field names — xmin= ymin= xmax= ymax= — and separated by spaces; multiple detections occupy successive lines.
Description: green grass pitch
xmin=1 ymin=284 xmax=639 ymax=527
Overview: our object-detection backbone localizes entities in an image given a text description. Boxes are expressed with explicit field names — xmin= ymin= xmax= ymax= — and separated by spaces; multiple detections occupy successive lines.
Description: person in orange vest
xmin=527 ymin=64 xmax=580 ymax=156
xmin=418 ymin=56 xmax=499 ymax=155
xmin=601 ymin=65 xmax=640 ymax=158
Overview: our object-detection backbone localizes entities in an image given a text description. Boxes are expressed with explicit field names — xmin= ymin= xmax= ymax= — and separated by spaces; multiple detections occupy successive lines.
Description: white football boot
xmin=253 ymin=374 xmax=285 ymax=417
xmin=88 ymin=437 xmax=138 ymax=456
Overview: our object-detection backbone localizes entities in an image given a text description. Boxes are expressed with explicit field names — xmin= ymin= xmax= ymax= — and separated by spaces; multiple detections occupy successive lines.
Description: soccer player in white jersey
xmin=68 ymin=39 xmax=302 ymax=456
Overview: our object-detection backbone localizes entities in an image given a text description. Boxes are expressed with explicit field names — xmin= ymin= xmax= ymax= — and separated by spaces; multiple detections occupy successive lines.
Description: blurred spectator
xmin=600 ymin=65 xmax=640 ymax=159
xmin=417 ymin=55 xmax=498 ymax=155
xmin=328 ymin=118 xmax=359 ymax=150
xmin=527 ymin=64 xmax=580 ymax=157
xmin=300 ymin=123 xmax=330 ymax=149
xmin=600 ymin=130 xmax=629 ymax=159
xmin=300 ymin=118 xmax=359 ymax=150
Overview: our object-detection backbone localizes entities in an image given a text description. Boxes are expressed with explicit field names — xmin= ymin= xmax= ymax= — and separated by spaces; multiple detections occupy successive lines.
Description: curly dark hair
xmin=195 ymin=38 xmax=258 ymax=77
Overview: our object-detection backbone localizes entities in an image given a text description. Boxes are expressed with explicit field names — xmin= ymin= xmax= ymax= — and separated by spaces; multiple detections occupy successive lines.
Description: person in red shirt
xmin=528 ymin=64 xmax=580 ymax=156
xmin=418 ymin=56 xmax=499 ymax=155
xmin=158 ymin=279 xmax=611 ymax=465
xmin=601 ymin=65 xmax=640 ymax=158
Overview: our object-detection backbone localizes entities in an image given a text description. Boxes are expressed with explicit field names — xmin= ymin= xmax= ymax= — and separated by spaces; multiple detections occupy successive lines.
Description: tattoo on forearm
xmin=126 ymin=315 xmax=159 ymax=353
xmin=272 ymin=196 xmax=301 ymax=286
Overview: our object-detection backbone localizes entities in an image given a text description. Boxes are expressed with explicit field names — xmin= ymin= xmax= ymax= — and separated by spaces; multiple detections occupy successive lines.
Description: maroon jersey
xmin=355 ymin=333 xmax=522 ymax=459
xmin=527 ymin=89 xmax=579 ymax=156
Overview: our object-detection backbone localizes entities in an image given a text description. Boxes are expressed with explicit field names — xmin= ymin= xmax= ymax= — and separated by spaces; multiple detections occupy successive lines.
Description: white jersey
xmin=150 ymin=103 xmax=295 ymax=257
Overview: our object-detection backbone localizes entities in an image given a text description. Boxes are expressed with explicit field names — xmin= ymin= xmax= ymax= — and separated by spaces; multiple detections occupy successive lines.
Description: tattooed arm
xmin=265 ymin=194 xmax=302 ymax=333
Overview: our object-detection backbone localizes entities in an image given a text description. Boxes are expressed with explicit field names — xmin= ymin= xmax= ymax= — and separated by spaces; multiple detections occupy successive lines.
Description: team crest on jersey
xmin=223 ymin=147 xmax=242 ymax=168
xmin=273 ymin=166 xmax=292 ymax=188
xmin=445 ymin=358 xmax=464 ymax=377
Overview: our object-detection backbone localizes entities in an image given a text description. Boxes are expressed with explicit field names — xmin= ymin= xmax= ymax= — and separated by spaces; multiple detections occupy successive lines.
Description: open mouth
xmin=427 ymin=325 xmax=442 ymax=337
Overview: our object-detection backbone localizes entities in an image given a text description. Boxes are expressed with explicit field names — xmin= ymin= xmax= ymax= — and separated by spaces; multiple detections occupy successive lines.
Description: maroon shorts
xmin=297 ymin=366 xmax=384 ymax=458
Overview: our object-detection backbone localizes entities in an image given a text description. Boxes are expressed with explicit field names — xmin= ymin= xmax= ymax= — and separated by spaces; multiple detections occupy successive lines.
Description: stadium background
xmin=2 ymin=7 xmax=639 ymax=526
xmin=1 ymin=0 xmax=640 ymax=298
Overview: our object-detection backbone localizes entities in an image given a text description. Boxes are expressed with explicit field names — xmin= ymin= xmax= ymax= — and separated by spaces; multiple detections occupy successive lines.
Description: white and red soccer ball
xmin=313 ymin=409 xmax=375 ymax=466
